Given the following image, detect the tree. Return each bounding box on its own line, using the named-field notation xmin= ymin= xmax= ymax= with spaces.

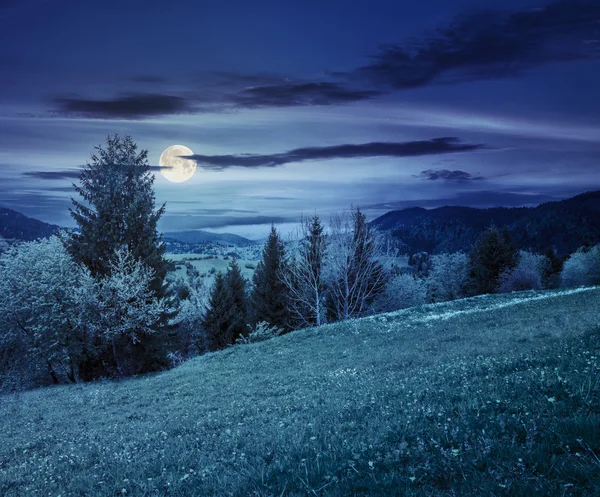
xmin=202 ymin=259 xmax=249 ymax=351
xmin=0 ymin=235 xmax=94 ymax=389
xmin=560 ymin=244 xmax=600 ymax=288
xmin=66 ymin=135 xmax=177 ymax=376
xmin=224 ymin=258 xmax=249 ymax=342
xmin=372 ymin=273 xmax=427 ymax=313
xmin=249 ymin=226 xmax=291 ymax=330
xmin=280 ymin=215 xmax=328 ymax=328
xmin=67 ymin=134 xmax=169 ymax=295
xmin=326 ymin=208 xmax=389 ymax=321
xmin=426 ymin=252 xmax=469 ymax=302
xmin=466 ymin=226 xmax=518 ymax=295
xmin=497 ymin=251 xmax=550 ymax=293
xmin=83 ymin=248 xmax=172 ymax=376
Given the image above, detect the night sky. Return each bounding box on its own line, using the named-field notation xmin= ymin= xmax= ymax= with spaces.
xmin=1 ymin=0 xmax=599 ymax=239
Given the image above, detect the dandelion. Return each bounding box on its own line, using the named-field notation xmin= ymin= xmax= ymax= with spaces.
xmin=547 ymin=397 xmax=556 ymax=403
xmin=409 ymin=476 xmax=416 ymax=482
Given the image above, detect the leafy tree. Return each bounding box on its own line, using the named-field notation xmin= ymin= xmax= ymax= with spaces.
xmin=466 ymin=226 xmax=518 ymax=295
xmin=249 ymin=226 xmax=291 ymax=330
xmin=0 ymin=235 xmax=94 ymax=389
xmin=372 ymin=273 xmax=427 ymax=312
xmin=202 ymin=260 xmax=248 ymax=350
xmin=83 ymin=248 xmax=172 ymax=376
xmin=326 ymin=208 xmax=389 ymax=321
xmin=541 ymin=247 xmax=563 ymax=289
xmin=280 ymin=215 xmax=328 ymax=328
xmin=426 ymin=252 xmax=469 ymax=302
xmin=67 ymin=134 xmax=170 ymax=295
xmin=497 ymin=251 xmax=550 ymax=293
xmin=560 ymin=244 xmax=600 ymax=288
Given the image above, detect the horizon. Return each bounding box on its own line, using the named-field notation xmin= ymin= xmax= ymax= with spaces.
xmin=1 ymin=0 xmax=599 ymax=240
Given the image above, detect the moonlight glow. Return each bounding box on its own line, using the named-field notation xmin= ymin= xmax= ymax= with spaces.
xmin=159 ymin=145 xmax=196 ymax=183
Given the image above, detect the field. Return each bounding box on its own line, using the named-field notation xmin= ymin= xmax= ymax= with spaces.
xmin=166 ymin=254 xmax=259 ymax=284
xmin=1 ymin=287 xmax=599 ymax=496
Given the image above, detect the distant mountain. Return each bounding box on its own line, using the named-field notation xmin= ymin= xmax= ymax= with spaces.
xmin=163 ymin=230 xmax=257 ymax=247
xmin=0 ymin=207 xmax=61 ymax=242
xmin=371 ymin=190 xmax=600 ymax=257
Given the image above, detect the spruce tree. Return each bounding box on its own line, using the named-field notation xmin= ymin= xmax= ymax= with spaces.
xmin=202 ymin=259 xmax=248 ymax=351
xmin=67 ymin=135 xmax=176 ymax=376
xmin=202 ymin=273 xmax=231 ymax=351
xmin=68 ymin=134 xmax=169 ymax=294
xmin=224 ymin=258 xmax=249 ymax=342
xmin=467 ymin=225 xmax=519 ymax=295
xmin=249 ymin=226 xmax=290 ymax=330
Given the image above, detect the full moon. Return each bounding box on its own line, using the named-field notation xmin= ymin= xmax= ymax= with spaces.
xmin=159 ymin=145 xmax=197 ymax=183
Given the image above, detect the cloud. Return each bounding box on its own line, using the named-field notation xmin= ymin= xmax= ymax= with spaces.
xmin=232 ymin=81 xmax=382 ymax=108
xmin=415 ymin=169 xmax=485 ymax=181
xmin=53 ymin=93 xmax=191 ymax=118
xmin=22 ymin=169 xmax=82 ymax=180
xmin=159 ymin=214 xmax=291 ymax=230
xmin=350 ymin=0 xmax=600 ymax=89
xmin=186 ymin=137 xmax=484 ymax=170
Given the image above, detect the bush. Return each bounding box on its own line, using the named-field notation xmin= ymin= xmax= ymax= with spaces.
xmin=497 ymin=251 xmax=550 ymax=293
xmin=371 ymin=273 xmax=427 ymax=313
xmin=235 ymin=321 xmax=284 ymax=345
xmin=426 ymin=252 xmax=469 ymax=302
xmin=560 ymin=244 xmax=600 ymax=288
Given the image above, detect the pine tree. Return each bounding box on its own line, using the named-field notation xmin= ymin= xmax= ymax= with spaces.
xmin=202 ymin=259 xmax=248 ymax=351
xmin=202 ymin=273 xmax=231 ymax=351
xmin=467 ymin=225 xmax=519 ymax=295
xmin=249 ymin=226 xmax=290 ymax=330
xmin=224 ymin=258 xmax=249 ymax=342
xmin=67 ymin=134 xmax=169 ymax=295
xmin=67 ymin=135 xmax=176 ymax=376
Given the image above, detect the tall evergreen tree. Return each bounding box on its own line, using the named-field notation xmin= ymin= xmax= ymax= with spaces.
xmin=67 ymin=135 xmax=176 ymax=377
xmin=202 ymin=273 xmax=231 ymax=351
xmin=467 ymin=225 xmax=519 ymax=295
xmin=67 ymin=134 xmax=169 ymax=294
xmin=202 ymin=259 xmax=248 ymax=351
xmin=249 ymin=226 xmax=291 ymax=330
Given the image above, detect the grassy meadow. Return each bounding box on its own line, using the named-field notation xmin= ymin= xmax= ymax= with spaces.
xmin=1 ymin=287 xmax=599 ymax=496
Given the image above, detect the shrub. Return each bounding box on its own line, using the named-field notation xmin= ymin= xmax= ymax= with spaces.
xmin=235 ymin=321 xmax=284 ymax=345
xmin=371 ymin=273 xmax=427 ymax=313
xmin=560 ymin=244 xmax=600 ymax=288
xmin=497 ymin=251 xmax=550 ymax=293
xmin=426 ymin=252 xmax=469 ymax=302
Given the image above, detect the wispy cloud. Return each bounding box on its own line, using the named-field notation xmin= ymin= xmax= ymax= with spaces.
xmin=186 ymin=137 xmax=484 ymax=170
xmin=53 ymin=93 xmax=191 ymax=119
xmin=415 ymin=169 xmax=485 ymax=182
xmin=348 ymin=0 xmax=600 ymax=89
xmin=23 ymin=169 xmax=81 ymax=180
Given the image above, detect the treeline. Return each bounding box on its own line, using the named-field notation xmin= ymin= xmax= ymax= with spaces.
xmin=371 ymin=191 xmax=600 ymax=257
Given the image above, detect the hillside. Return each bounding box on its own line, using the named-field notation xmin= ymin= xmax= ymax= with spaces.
xmin=371 ymin=190 xmax=600 ymax=256
xmin=0 ymin=207 xmax=60 ymax=242
xmin=1 ymin=287 xmax=599 ymax=496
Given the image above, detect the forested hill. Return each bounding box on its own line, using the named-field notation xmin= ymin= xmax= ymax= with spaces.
xmin=371 ymin=190 xmax=600 ymax=257
xmin=0 ymin=207 xmax=60 ymax=242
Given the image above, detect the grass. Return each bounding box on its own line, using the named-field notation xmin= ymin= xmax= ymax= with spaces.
xmin=1 ymin=287 xmax=599 ymax=496
xmin=166 ymin=253 xmax=258 ymax=283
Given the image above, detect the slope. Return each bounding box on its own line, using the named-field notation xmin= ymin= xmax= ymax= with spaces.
xmin=1 ymin=288 xmax=599 ymax=496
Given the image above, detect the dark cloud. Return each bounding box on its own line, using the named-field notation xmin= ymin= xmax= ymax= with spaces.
xmin=159 ymin=214 xmax=291 ymax=230
xmin=186 ymin=137 xmax=484 ymax=170
xmin=53 ymin=93 xmax=191 ymax=119
xmin=351 ymin=0 xmax=600 ymax=89
xmin=232 ymin=81 xmax=382 ymax=108
xmin=23 ymin=169 xmax=81 ymax=180
xmin=415 ymin=169 xmax=485 ymax=182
